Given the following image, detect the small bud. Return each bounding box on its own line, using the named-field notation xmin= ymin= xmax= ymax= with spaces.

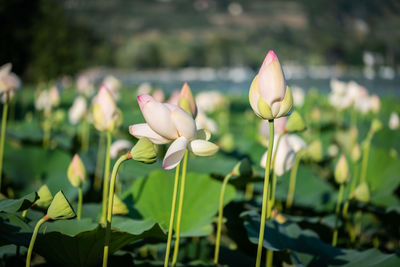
xmin=310 ymin=107 xmax=321 ymax=122
xmin=130 ymin=138 xmax=157 ymax=164
xmin=232 ymin=158 xmax=253 ymax=177
xmin=112 ymin=195 xmax=129 ymax=215
xmin=335 ymin=155 xmax=349 ymax=184
xmin=370 ymin=118 xmax=383 ymax=134
xmin=286 ymin=110 xmax=306 ymax=132
xmin=351 ymin=144 xmax=362 ymax=163
xmin=179 ymin=82 xmax=197 ymax=118
xmin=67 ymin=154 xmax=86 ymax=188
xmin=47 ymin=191 xmax=76 ymax=220
xmin=305 ymin=140 xmax=323 ymax=162
xmin=354 ymin=182 xmax=370 ymax=203
xmin=36 ymin=185 xmax=53 ymax=209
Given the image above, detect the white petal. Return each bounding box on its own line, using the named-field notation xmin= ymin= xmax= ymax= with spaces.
xmin=137 ymin=94 xmax=178 ymax=140
xmin=274 ymin=135 xmax=296 ymax=176
xmin=110 ymin=140 xmax=132 ymax=159
xmin=260 ymin=151 xmax=268 ymax=168
xmin=129 ymin=123 xmax=171 ymax=144
xmin=170 ymin=105 xmax=197 ymax=140
xmin=188 ymin=139 xmax=218 ymax=156
xmin=249 ymin=76 xmax=262 ymax=117
xmin=163 ymin=136 xmax=188 ymax=170
xmin=287 ymin=134 xmax=307 ymax=153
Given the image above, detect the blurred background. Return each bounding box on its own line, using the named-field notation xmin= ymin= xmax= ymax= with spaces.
xmin=1 ymin=0 xmax=399 ymax=94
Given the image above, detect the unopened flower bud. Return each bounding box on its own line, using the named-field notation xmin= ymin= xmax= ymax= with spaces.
xmin=130 ymin=138 xmax=157 ymax=164
xmin=370 ymin=118 xmax=383 ymax=134
xmin=179 ymin=82 xmax=197 ymax=118
xmin=353 ymin=182 xmax=370 ymax=203
xmin=67 ymin=154 xmax=86 ymax=188
xmin=305 ymin=140 xmax=323 ymax=162
xmin=351 ymin=144 xmax=362 ymax=163
xmin=335 ymin=155 xmax=349 ymax=184
xmin=36 ymin=185 xmax=53 ymax=209
xmin=286 ymin=110 xmax=306 ymax=132
xmin=47 ymin=191 xmax=76 ymax=220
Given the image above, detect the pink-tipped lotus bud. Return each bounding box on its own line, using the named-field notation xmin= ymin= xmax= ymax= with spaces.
xmin=67 ymin=154 xmax=86 ymax=188
xmin=179 ymin=82 xmax=197 ymax=118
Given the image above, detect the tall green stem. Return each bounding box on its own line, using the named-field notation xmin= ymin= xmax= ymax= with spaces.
xmin=256 ymin=120 xmax=274 ymax=267
xmin=80 ymin=120 xmax=90 ymax=152
xmin=171 ymin=150 xmax=189 ymax=267
xmin=214 ymin=172 xmax=234 ymax=265
xmin=342 ymin=162 xmax=359 ymax=218
xmin=26 ymin=216 xmax=48 ymax=267
xmin=94 ymin=133 xmax=106 ymax=191
xmin=332 ymin=183 xmax=344 ymax=246
xmin=0 ymin=103 xmax=8 ymax=191
xmin=164 ymin=162 xmax=181 ymax=267
xmin=77 ymin=187 xmax=83 ymax=220
xmin=101 ymin=131 xmax=112 ymax=224
xmin=360 ymin=138 xmax=371 ymax=184
xmin=103 ymin=153 xmax=131 ymax=267
xmin=266 ymin=171 xmax=277 ymax=219
xmin=286 ymin=152 xmax=302 ymax=209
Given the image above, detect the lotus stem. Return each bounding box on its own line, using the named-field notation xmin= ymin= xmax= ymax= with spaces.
xmin=94 ymin=133 xmax=106 ymax=191
xmin=266 ymin=171 xmax=277 ymax=219
xmin=342 ymin=162 xmax=359 ymax=218
xmin=360 ymin=138 xmax=371 ymax=184
xmin=256 ymin=120 xmax=274 ymax=267
xmin=266 ymin=250 xmax=273 ymax=267
xmin=101 ymin=131 xmax=112 ymax=224
xmin=26 ymin=215 xmax=49 ymax=267
xmin=332 ymin=183 xmax=344 ymax=246
xmin=80 ymin=120 xmax=90 ymax=152
xmin=245 ymin=182 xmax=254 ymax=200
xmin=171 ymin=150 xmax=189 ymax=267
xmin=164 ymin=162 xmax=181 ymax=267
xmin=103 ymin=153 xmax=132 ymax=267
xmin=77 ymin=186 xmax=83 ymax=220
xmin=0 ymin=102 xmax=8 ymax=190
xmin=286 ymin=152 xmax=302 ymax=209
xmin=214 ymin=172 xmax=234 ymax=265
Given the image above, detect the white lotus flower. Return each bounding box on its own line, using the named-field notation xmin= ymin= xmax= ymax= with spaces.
xmin=259 ymin=116 xmax=288 ymax=143
xmin=77 ymin=74 xmax=95 ymax=97
xmin=167 ymin=90 xmax=180 ymax=105
xmin=389 ymin=112 xmax=400 ymax=130
xmin=195 ymin=111 xmax=218 ymax=134
xmin=129 ymin=94 xmax=218 ymax=170
xmin=260 ymin=134 xmax=306 ymax=176
xmin=68 ymin=96 xmax=87 ymax=125
xmin=103 ymin=75 xmax=121 ymax=101
xmin=152 ymin=88 xmax=165 ymax=102
xmin=110 ymin=139 xmax=133 ymax=159
xmin=92 ymin=85 xmax=121 ymax=132
xmin=195 ymin=91 xmax=226 ymax=113
xmin=0 ymin=63 xmax=21 ymax=103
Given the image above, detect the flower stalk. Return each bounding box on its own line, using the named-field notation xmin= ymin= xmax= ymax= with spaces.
xmin=332 ymin=183 xmax=344 ymax=246
xmin=214 ymin=172 xmax=234 ymax=265
xmin=0 ymin=102 xmax=8 ymax=191
xmin=256 ymin=120 xmax=274 ymax=267
xmin=94 ymin=133 xmax=106 ymax=191
xmin=77 ymin=186 xmax=83 ymax=220
xmin=286 ymin=152 xmax=303 ymax=209
xmin=171 ymin=150 xmax=189 ymax=267
xmin=103 ymin=152 xmax=132 ymax=267
xmin=101 ymin=131 xmax=112 ymax=224
xmin=26 ymin=215 xmax=49 ymax=267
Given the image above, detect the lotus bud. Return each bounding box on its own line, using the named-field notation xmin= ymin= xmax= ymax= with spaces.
xmin=93 ymin=85 xmax=121 ymax=132
xmin=334 ymin=155 xmax=349 ymax=184
xmin=370 ymin=94 xmax=380 ymax=114
xmin=351 ymin=144 xmax=362 ymax=163
xmin=47 ymin=191 xmax=76 ymax=220
xmin=389 ymin=112 xmax=399 ymax=130
xmin=370 ymin=118 xmax=383 ymax=134
xmin=112 ymin=195 xmax=129 ymax=215
xmin=310 ymin=107 xmax=321 ymax=122
xmin=219 ymin=133 xmax=235 ymax=152
xmin=179 ymin=82 xmax=197 ymax=118
xmin=49 ymin=86 xmax=60 ymax=107
xmin=67 ymin=154 xmax=86 ymax=188
xmin=232 ymin=158 xmax=253 ymax=177
xmin=130 ymin=138 xmax=157 ymax=164
xmin=249 ymin=50 xmax=293 ymax=120
xmin=286 ymin=111 xmax=306 ymax=133
xmin=353 ymin=182 xmax=370 ymax=203
xmin=36 ymin=185 xmax=53 ymax=209
xmin=305 ymin=140 xmax=323 ymax=162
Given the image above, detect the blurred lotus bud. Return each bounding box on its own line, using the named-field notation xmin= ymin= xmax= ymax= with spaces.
xmin=110 ymin=139 xmax=133 ymax=159
xmin=328 ymin=144 xmax=339 ymax=157
xmin=259 ymin=117 xmax=287 ymax=146
xmin=351 ymin=144 xmax=362 ymax=163
xmin=353 ymin=182 xmax=370 ymax=203
xmin=232 ymin=158 xmax=253 ymax=177
xmin=103 ymin=75 xmax=121 ymax=100
xmin=389 ymin=112 xmax=399 ymax=130
xmin=179 ymin=82 xmax=197 ymax=118
xmin=370 ymin=118 xmax=383 ymax=134
xmin=310 ymin=107 xmax=321 ymax=122
xmin=219 ymin=133 xmax=235 ymax=153
xmin=195 ymin=111 xmax=218 ymax=134
xmin=0 ymin=63 xmax=21 ymax=103
xmin=93 ymin=85 xmax=121 ymax=132
xmin=130 ymin=138 xmax=157 ymax=164
xmin=68 ymin=96 xmax=87 ymax=125
xmin=112 ymin=195 xmax=129 ymax=215
xmin=292 ymin=86 xmax=305 ymax=107
xmin=49 ymin=86 xmax=60 ymax=107
xmin=370 ymin=94 xmax=380 ymax=114
xmin=67 ymin=154 xmax=86 ymax=188
xmin=77 ymin=74 xmax=95 ymax=97
xmin=286 ymin=111 xmax=306 ymax=132
xmin=36 ymin=185 xmax=53 ymax=209
xmin=249 ymin=50 xmax=293 ymax=120
xmin=47 ymin=191 xmax=76 ymax=220
xmin=137 ymin=82 xmax=152 ymax=96
xmin=167 ymin=90 xmax=180 ymax=105
xmin=195 ymin=90 xmax=226 ymax=113
xmin=152 ymin=88 xmax=165 ymax=102
xmin=305 ymin=140 xmax=323 ymax=162
xmin=335 ymin=155 xmax=349 ymax=184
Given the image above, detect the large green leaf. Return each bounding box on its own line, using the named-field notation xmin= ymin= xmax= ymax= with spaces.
xmin=124 ymin=170 xmax=236 ymax=236
xmin=243 ymin=211 xmax=400 ymax=266
xmin=0 ymin=213 xmax=165 ymax=267
xmin=0 ymin=192 xmax=38 ymax=213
